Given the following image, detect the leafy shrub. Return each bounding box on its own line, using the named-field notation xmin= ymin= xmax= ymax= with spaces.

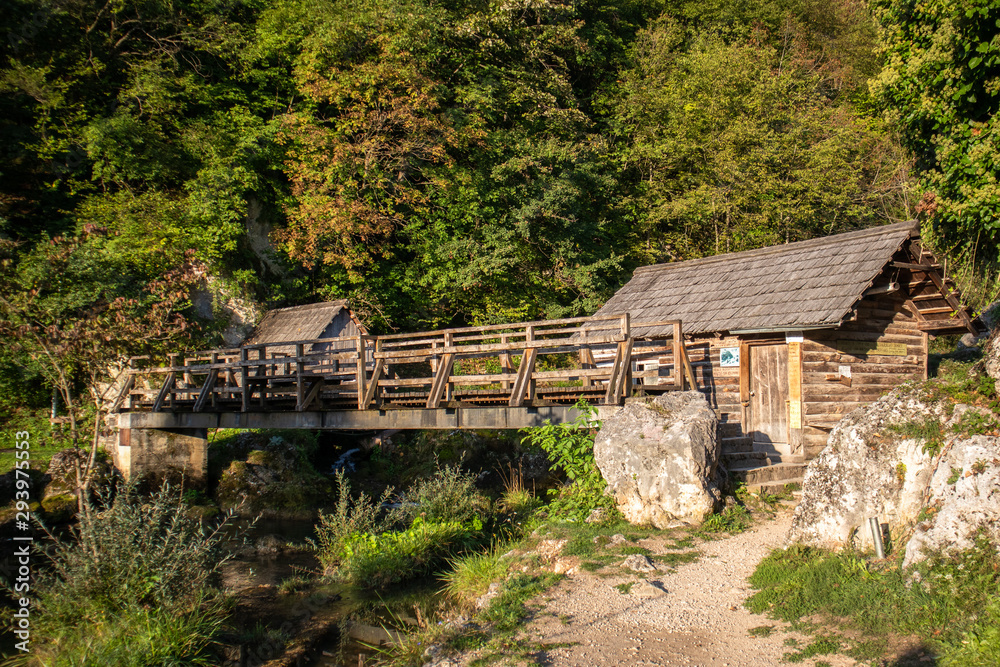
xmin=400 ymin=464 xmax=490 ymax=525
xmin=520 ymin=401 xmax=615 ymax=520
xmin=314 ymin=470 xmax=400 ymax=573
xmin=333 ymin=518 xmax=480 ymax=589
xmin=17 ymin=482 xmax=232 ymax=666
xmin=699 ymin=504 xmax=753 ymax=534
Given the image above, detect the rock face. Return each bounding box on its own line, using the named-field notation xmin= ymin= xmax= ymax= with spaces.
xmin=594 ymin=392 xmax=720 ymax=527
xmin=984 ymin=333 xmax=1000 ymax=394
xmin=903 ymin=435 xmax=1000 ymax=567
xmin=789 ymin=384 xmax=1000 ymax=565
xmin=788 ymin=386 xmax=944 ymax=549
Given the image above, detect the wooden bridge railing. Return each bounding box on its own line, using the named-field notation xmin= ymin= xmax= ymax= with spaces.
xmin=113 ymin=314 xmax=695 ymax=415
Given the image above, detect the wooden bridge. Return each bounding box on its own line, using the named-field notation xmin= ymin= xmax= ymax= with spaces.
xmin=114 ymin=314 xmax=694 ymax=432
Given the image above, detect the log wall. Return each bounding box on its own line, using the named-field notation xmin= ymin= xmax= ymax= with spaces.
xmin=801 ymin=291 xmax=927 ymax=459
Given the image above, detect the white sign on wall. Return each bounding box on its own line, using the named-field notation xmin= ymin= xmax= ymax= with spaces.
xmin=719 ymin=347 xmax=740 ymax=367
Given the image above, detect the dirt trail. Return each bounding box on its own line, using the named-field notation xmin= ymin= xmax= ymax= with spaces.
xmin=515 ymin=509 xmax=857 ymax=667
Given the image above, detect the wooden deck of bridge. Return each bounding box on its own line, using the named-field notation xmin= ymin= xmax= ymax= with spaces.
xmin=113 ymin=314 xmax=695 ymax=431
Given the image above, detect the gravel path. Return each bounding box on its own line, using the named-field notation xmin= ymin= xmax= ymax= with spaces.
xmin=516 ymin=509 xmax=858 ymax=667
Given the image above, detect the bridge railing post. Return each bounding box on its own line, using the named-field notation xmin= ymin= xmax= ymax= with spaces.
xmin=672 ymin=321 xmax=683 ymax=390
xmin=356 ymin=336 xmax=367 ymax=410
xmin=240 ymin=348 xmax=249 ymax=412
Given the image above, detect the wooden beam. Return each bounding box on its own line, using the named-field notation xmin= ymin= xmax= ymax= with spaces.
xmin=356 ymin=337 xmax=368 ymax=410
xmin=298 ymin=379 xmax=325 ymax=412
xmin=240 ymin=348 xmax=250 ymax=412
xmin=672 ymin=322 xmax=683 ymax=390
xmin=680 ymin=344 xmax=696 ymax=389
xmin=508 ymin=349 xmax=538 ymax=407
xmin=295 ymin=343 xmax=305 ymax=411
xmin=109 ymin=375 xmax=135 ymax=413
xmin=364 ymin=358 xmax=386 ymax=409
xmin=925 ymin=271 xmax=978 ymax=334
xmin=192 ymin=369 xmax=218 ymax=412
xmin=426 ymin=354 xmax=454 ymax=409
xmin=152 ymin=373 xmax=176 ymax=413
xmin=892 ymin=261 xmax=941 ymax=271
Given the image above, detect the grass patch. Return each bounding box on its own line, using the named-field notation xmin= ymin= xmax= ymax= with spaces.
xmin=697 ymin=504 xmax=753 ymax=535
xmin=748 ymin=625 xmax=774 ymax=637
xmin=440 ymin=545 xmax=511 ymax=608
xmin=783 ymin=635 xmax=841 ymax=663
xmin=614 ymin=582 xmax=635 ymax=594
xmin=747 ymin=535 xmax=1000 ymax=664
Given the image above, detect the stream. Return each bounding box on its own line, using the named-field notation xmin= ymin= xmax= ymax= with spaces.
xmin=221 ymin=515 xmax=440 ymax=667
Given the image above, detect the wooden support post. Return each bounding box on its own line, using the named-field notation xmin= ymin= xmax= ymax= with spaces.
xmin=167 ymin=353 xmax=179 ymax=406
xmin=443 ymin=333 xmax=454 ymax=401
xmin=579 ymin=347 xmax=594 ymax=388
xmin=524 ymin=327 xmax=536 ymax=402
xmin=299 ymin=380 xmax=324 ymax=411
xmin=356 ymin=337 xmax=367 ymax=410
xmin=604 ymin=339 xmax=633 ymax=404
xmin=193 ymin=368 xmax=218 ymax=412
xmin=241 ymin=348 xmax=250 ymax=412
xmin=426 ymin=353 xmax=454 ymax=409
xmin=500 ymin=334 xmax=513 ymax=389
xmin=153 ymin=373 xmax=176 ymax=412
xmin=672 ymin=321 xmax=683 ymax=390
xmin=295 ymin=344 xmax=305 ymax=410
xmin=508 ymin=349 xmax=538 ymax=407
xmin=258 ymin=347 xmax=267 ymax=408
xmin=681 ymin=344 xmax=696 ymax=389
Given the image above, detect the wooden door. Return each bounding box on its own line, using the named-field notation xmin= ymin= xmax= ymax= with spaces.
xmin=749 ymin=344 xmax=789 ymax=446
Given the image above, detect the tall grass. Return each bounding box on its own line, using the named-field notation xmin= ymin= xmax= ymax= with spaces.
xmin=14 ymin=481 xmax=233 ymax=666
xmin=440 ymin=545 xmax=511 ymax=608
xmin=314 ymin=470 xmax=400 ymax=573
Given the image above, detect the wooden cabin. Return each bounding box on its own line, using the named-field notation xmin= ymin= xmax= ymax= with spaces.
xmin=243 ymin=300 xmax=367 ymax=354
xmin=593 ymin=221 xmax=980 ymax=477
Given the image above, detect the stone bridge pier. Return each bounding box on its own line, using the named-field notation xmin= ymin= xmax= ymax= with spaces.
xmin=113 ymin=425 xmax=209 ymax=489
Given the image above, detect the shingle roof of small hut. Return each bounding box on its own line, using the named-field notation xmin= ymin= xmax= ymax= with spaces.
xmin=243 ymin=300 xmax=355 ymax=346
xmin=594 ymin=221 xmax=919 ymax=336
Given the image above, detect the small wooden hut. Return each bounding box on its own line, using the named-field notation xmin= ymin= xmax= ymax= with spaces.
xmin=593 ymin=221 xmax=980 ymax=470
xmin=243 ymin=300 xmax=367 ymax=354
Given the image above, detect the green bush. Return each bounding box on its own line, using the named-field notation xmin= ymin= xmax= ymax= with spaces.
xmin=520 ymin=401 xmax=615 ymax=521
xmin=334 ymin=518 xmax=480 ymax=589
xmin=314 ymin=470 xmax=400 ymax=573
xmin=440 ymin=545 xmax=511 ymax=607
xmin=15 ymin=482 xmax=232 ymax=666
xmin=400 ymin=464 xmax=490 ymax=525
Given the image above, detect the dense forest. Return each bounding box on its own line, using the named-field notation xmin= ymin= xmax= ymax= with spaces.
xmin=1 ymin=0 xmax=998 ymax=425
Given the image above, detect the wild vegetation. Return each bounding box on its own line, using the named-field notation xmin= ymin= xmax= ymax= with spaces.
xmin=3 ymin=0 xmax=999 ymax=448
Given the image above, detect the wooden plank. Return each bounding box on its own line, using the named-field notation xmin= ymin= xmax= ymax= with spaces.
xmin=374 ymin=335 xmax=622 ymax=360
xmin=426 ymin=354 xmax=454 ymax=409
xmin=613 ymin=338 xmax=634 ymax=401
xmin=110 ymin=375 xmax=136 ymax=413
xmin=152 ymin=373 xmax=176 ymax=413
xmin=892 ymin=261 xmax=940 ymax=270
xmin=192 ymin=370 xmax=218 ymax=412
xmin=356 ymin=337 xmax=368 ymax=410
xmin=295 ymin=344 xmax=305 ymax=411
xmin=363 ymin=358 xmax=386 ymax=409
xmin=508 ymin=349 xmax=538 ymax=407
xmin=672 ymin=322 xmax=683 ymax=390
xmin=681 ymin=343 xmax=696 ymax=390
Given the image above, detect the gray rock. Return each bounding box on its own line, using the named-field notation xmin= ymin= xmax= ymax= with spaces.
xmin=631 ymin=580 xmax=667 ymax=598
xmin=984 ymin=334 xmax=1000 ymax=394
xmin=788 ymin=385 xmax=946 ymax=549
xmin=621 ymin=554 xmax=658 ymax=573
xmin=904 ymin=436 xmax=1000 ymax=567
xmin=594 ymin=392 xmax=720 ymax=527
xmin=585 ymin=508 xmax=607 ymax=523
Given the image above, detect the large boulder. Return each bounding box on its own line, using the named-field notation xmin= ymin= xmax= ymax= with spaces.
xmin=789 ymin=383 xmax=1000 ymax=563
xmin=593 ymin=392 xmax=720 ymax=527
xmin=787 ymin=385 xmax=944 ymax=548
xmin=903 ymin=435 xmax=1000 ymax=567
xmin=984 ymin=333 xmax=1000 ymax=394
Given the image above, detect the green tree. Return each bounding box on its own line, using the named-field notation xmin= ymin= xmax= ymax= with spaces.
xmin=615 ymin=21 xmax=910 ymax=262
xmin=869 ymin=0 xmax=1000 ymax=261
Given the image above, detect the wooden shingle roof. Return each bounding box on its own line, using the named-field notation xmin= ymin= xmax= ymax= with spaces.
xmin=244 ymin=300 xmax=353 ymax=346
xmin=595 ymin=222 xmax=920 ymax=336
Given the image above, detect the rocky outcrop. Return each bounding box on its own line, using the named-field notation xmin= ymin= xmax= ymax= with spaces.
xmin=788 ymin=386 xmax=944 ymax=548
xmin=594 ymin=392 xmax=721 ymax=527
xmin=789 ymin=384 xmax=1000 ymax=564
xmin=984 ymin=333 xmax=1000 ymax=394
xmin=903 ymin=435 xmax=1000 ymax=567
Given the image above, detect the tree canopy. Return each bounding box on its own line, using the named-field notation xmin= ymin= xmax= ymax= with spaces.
xmin=1 ymin=0 xmax=991 ymax=421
